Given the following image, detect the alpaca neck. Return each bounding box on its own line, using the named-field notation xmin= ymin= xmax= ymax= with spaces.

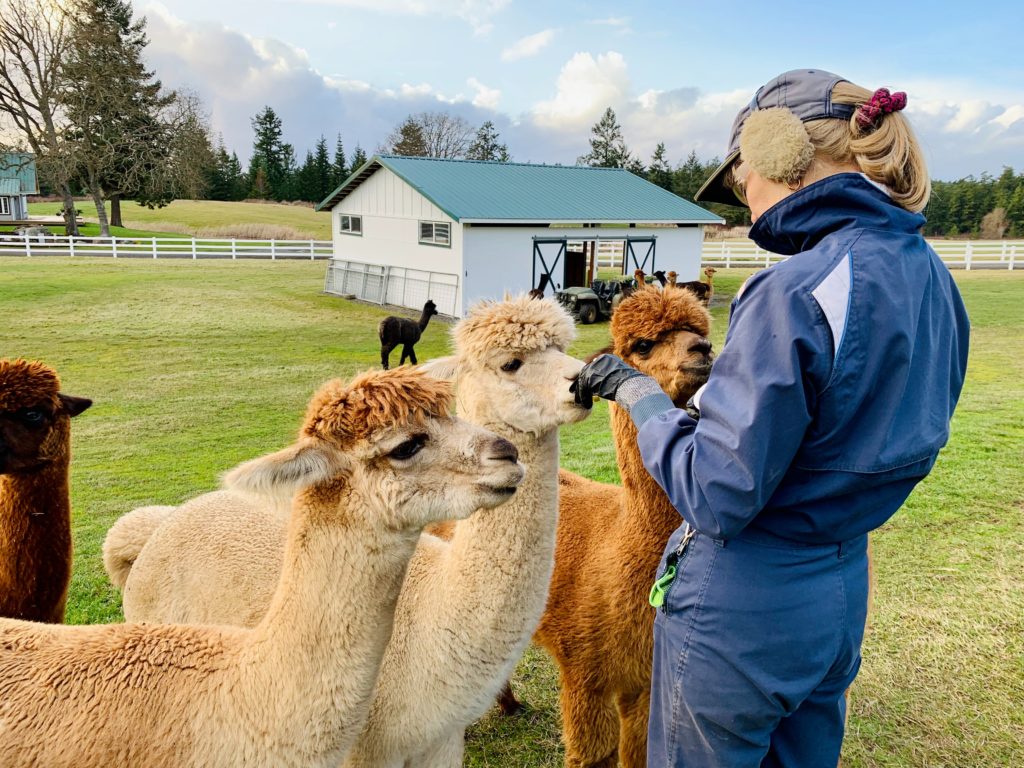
xmin=610 ymin=403 xmax=679 ymax=541
xmin=440 ymin=419 xmax=560 ymax=662
xmin=0 ymin=458 xmax=72 ymax=621
xmin=417 ymin=311 xmax=432 ymax=331
xmin=236 ymin=480 xmax=420 ymax=756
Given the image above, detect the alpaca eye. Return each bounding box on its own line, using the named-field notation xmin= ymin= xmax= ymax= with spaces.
xmin=389 ymin=435 xmax=427 ymax=460
xmin=501 ymin=359 xmax=523 ymax=373
xmin=633 ymin=340 xmax=655 ymax=356
xmin=19 ymin=410 xmax=45 ymax=425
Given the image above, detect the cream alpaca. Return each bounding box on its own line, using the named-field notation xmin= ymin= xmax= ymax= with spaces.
xmin=3 ymin=368 xmax=523 ymax=768
xmin=104 ymin=296 xmax=587 ymax=768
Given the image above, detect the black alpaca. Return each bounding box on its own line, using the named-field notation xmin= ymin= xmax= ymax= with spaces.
xmin=378 ymin=299 xmax=438 ymax=370
xmin=528 ymin=272 xmax=552 ymax=300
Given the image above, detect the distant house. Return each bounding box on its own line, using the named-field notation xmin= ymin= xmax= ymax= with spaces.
xmin=0 ymin=153 xmax=39 ymax=222
xmin=316 ymin=155 xmax=723 ymax=318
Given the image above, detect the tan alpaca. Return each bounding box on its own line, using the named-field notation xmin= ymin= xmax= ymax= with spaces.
xmin=2 ymin=368 xmax=524 ymax=768
xmin=0 ymin=359 xmax=91 ymax=623
xmin=534 ymin=285 xmax=714 ymax=768
xmin=104 ymin=296 xmax=589 ymax=767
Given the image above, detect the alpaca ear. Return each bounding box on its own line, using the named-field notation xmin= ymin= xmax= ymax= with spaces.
xmin=59 ymin=394 xmax=92 ymax=417
xmin=223 ymin=439 xmax=345 ymax=498
xmin=584 ymin=346 xmax=613 ymax=364
xmin=420 ymin=356 xmax=461 ymax=382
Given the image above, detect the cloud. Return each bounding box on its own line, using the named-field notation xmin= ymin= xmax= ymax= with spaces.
xmin=138 ymin=6 xmax=1023 ymax=179
xmin=587 ymin=16 xmax=630 ymax=26
xmin=531 ymin=52 xmax=630 ymax=130
xmin=501 ymin=29 xmax=556 ymax=61
xmin=295 ymin=0 xmax=509 ymax=35
xmin=468 ymin=77 xmax=501 ymax=110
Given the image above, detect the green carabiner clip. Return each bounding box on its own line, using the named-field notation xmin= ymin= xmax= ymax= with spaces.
xmin=648 ymin=563 xmax=677 ymax=608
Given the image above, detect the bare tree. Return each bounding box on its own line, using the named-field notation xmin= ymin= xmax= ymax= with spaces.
xmin=383 ymin=111 xmax=474 ymax=159
xmin=417 ymin=111 xmax=473 ymax=159
xmin=0 ymin=0 xmax=80 ymax=234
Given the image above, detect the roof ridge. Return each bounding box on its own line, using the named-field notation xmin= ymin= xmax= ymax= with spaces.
xmin=377 ymin=154 xmax=628 ymax=172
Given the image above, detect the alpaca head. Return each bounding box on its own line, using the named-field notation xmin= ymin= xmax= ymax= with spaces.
xmin=223 ymin=367 xmax=524 ymax=533
xmin=423 ymin=295 xmax=590 ymax=437
xmin=666 ymin=271 xmax=678 ymax=286
xmin=704 ymin=267 xmax=718 ymax=281
xmin=423 ymin=300 xmax=439 ymax=318
xmin=608 ymin=286 xmax=713 ymax=404
xmin=0 ymin=359 xmax=92 ymax=474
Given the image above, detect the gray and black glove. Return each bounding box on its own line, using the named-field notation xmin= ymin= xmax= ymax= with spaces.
xmin=571 ymin=354 xmax=674 ymax=427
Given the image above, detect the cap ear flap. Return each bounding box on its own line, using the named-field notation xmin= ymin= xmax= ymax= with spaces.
xmin=739 ymin=108 xmax=815 ymax=186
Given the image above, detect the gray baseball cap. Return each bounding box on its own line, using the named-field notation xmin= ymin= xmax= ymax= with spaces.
xmin=694 ymin=69 xmax=857 ymax=207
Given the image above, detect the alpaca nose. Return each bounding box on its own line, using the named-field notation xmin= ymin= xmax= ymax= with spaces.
xmin=690 ymin=338 xmax=712 ymax=358
xmin=487 ymin=437 xmax=519 ymax=463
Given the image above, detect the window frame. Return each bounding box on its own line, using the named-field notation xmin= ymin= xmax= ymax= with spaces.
xmin=0 ymin=197 xmax=9 ymax=216
xmin=418 ymin=220 xmax=451 ymax=248
xmin=339 ymin=213 xmax=362 ymax=236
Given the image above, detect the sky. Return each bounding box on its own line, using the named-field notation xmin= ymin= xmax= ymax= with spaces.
xmin=140 ymin=0 xmax=1024 ymax=180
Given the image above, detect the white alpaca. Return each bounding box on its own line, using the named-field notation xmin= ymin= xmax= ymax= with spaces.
xmin=2 ymin=369 xmax=523 ymax=768
xmin=104 ymin=296 xmax=587 ymax=767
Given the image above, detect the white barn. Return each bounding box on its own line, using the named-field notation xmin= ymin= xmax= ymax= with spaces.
xmin=317 ymin=155 xmax=723 ymax=318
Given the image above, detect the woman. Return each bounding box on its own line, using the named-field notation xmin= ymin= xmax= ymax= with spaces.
xmin=572 ymin=69 xmax=970 ymax=767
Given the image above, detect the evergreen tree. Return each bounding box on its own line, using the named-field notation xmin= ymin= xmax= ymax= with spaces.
xmin=388 ymin=116 xmax=428 ymax=156
xmin=350 ymin=144 xmax=368 ymax=171
xmin=279 ymin=141 xmax=297 ymax=200
xmin=466 ymin=121 xmax=510 ymax=161
xmin=312 ymin=135 xmax=332 ymax=201
xmin=61 ymin=0 xmax=176 ymax=233
xmin=577 ymin=107 xmax=631 ymax=168
xmin=330 ymin=134 xmax=347 ymax=188
xmin=295 ymin=149 xmax=317 ymax=202
xmin=249 ymin=106 xmax=285 ymax=199
xmin=647 ymin=142 xmax=672 ymax=190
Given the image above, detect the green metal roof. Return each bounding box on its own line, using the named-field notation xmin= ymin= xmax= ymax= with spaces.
xmin=0 ymin=153 xmax=38 ymax=194
xmin=0 ymin=178 xmax=19 ymax=195
xmin=317 ymin=155 xmax=723 ymax=224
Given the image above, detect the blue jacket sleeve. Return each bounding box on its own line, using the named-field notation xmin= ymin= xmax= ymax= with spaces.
xmin=636 ymin=270 xmax=833 ymax=540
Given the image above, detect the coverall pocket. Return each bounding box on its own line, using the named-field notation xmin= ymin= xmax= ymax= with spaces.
xmin=661 ymin=533 xmax=712 ymax=618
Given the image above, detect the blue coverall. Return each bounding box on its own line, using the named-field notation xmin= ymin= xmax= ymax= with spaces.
xmin=629 ymin=174 xmax=971 ymax=767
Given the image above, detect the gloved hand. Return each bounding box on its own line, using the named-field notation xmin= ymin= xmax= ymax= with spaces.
xmin=571 ymin=354 xmax=650 ymax=409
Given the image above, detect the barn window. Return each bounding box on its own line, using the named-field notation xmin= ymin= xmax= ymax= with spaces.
xmin=0 ymin=197 xmax=9 ymax=216
xmin=419 ymin=220 xmax=451 ymax=247
xmin=339 ymin=214 xmax=362 ymax=235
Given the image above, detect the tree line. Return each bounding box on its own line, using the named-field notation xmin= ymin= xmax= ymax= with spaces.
xmin=1 ymin=0 xmax=1017 ymax=238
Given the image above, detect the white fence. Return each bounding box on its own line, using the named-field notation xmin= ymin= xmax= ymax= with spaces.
xmin=0 ymin=234 xmax=333 ymax=260
xmin=324 ymin=259 xmax=460 ymax=317
xmin=700 ymin=239 xmax=1022 ymax=270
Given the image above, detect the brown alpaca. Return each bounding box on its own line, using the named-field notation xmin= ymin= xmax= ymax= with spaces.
xmin=703 ymin=265 xmax=718 ymax=304
xmin=665 ymin=270 xmax=678 ymax=288
xmin=534 ymin=285 xmax=714 ymax=768
xmin=0 ymin=359 xmax=91 ymax=623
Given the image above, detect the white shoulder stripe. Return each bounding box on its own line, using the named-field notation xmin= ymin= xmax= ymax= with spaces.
xmin=812 ymin=254 xmax=852 ymax=360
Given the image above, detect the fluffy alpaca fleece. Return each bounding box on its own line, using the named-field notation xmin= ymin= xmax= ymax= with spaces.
xmin=533 ymin=285 xmax=714 ymax=768
xmin=103 ymin=296 xmax=588 ymax=767
xmin=4 ymin=368 xmax=525 ymax=768
xmin=0 ymin=359 xmax=91 ymax=623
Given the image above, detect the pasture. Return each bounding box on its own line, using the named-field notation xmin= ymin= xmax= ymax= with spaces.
xmin=1 ymin=258 xmax=1021 ymax=767
xmin=28 ymin=199 xmax=332 ymax=240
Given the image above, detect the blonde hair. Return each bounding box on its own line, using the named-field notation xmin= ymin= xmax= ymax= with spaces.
xmin=804 ymin=81 xmax=930 ymax=212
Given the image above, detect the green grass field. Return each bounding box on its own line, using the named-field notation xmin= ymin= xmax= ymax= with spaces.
xmin=1 ymin=259 xmax=1021 ymax=766
xmin=29 ymin=199 xmax=333 ymax=239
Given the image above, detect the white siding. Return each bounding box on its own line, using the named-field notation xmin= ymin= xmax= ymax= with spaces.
xmin=461 ymin=225 xmax=704 ymax=313
xmin=328 ymin=168 xmax=464 ymax=311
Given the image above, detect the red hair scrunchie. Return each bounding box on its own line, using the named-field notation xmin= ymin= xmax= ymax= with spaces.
xmin=856 ymin=87 xmax=908 ymax=128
